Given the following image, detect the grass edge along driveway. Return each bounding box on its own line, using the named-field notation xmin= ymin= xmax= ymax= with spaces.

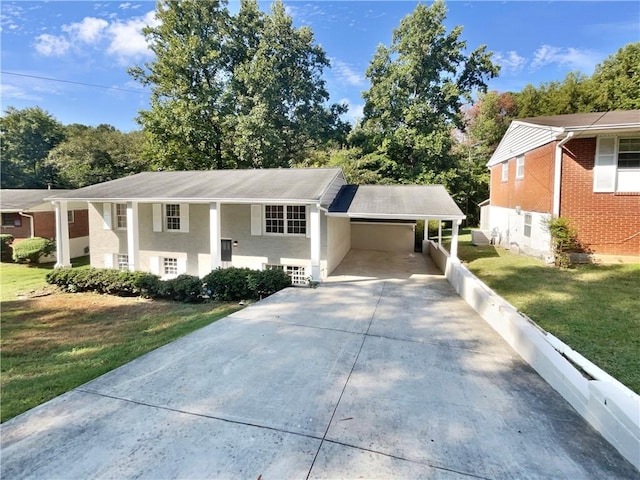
xmin=1 ymin=260 xmax=241 ymax=423
xmin=454 ymin=232 xmax=639 ymax=394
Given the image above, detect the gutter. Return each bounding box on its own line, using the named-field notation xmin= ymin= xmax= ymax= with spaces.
xmin=552 ymin=132 xmax=574 ymax=217
xmin=18 ymin=212 xmax=35 ymax=238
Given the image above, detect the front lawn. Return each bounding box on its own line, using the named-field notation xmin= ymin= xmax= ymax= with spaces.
xmin=0 ymin=261 xmax=241 ymax=422
xmin=453 ymin=232 xmax=640 ymax=394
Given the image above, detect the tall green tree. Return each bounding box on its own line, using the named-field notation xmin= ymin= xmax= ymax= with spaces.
xmin=131 ymin=0 xmax=346 ymax=170
xmin=588 ymin=42 xmax=640 ymax=111
xmin=357 ymin=0 xmax=499 ymax=182
xmin=46 ymin=125 xmax=147 ymax=188
xmin=0 ymin=106 xmax=65 ymax=188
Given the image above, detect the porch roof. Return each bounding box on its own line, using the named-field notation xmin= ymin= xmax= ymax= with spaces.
xmin=0 ymin=189 xmax=70 ymax=212
xmin=45 ymin=168 xmax=344 ymax=204
xmin=327 ymin=185 xmax=465 ymax=221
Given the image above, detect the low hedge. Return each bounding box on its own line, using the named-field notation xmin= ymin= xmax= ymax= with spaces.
xmin=46 ymin=266 xmax=292 ymax=302
xmin=12 ymin=237 xmax=55 ymax=264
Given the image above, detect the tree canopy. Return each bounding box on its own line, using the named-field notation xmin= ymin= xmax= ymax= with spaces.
xmin=131 ymin=0 xmax=348 ymax=171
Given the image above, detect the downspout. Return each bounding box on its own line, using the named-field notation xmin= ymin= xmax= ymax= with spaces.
xmin=552 ymin=132 xmax=574 ymax=217
xmin=19 ymin=212 xmax=35 ymax=238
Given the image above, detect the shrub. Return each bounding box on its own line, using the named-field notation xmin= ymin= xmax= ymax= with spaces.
xmin=248 ymin=269 xmax=291 ymax=299
xmin=543 ymin=216 xmax=579 ymax=268
xmin=47 ymin=268 xmax=162 ymax=297
xmin=0 ymin=234 xmax=14 ymax=262
xmin=12 ymin=237 xmax=55 ymax=264
xmin=202 ymin=267 xmax=253 ymax=301
xmin=160 ymin=274 xmax=204 ymax=302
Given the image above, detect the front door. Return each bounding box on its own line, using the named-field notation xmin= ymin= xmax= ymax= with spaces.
xmin=221 ymin=239 xmax=232 ymax=262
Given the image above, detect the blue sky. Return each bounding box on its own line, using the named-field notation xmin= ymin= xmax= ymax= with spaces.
xmin=1 ymin=1 xmax=639 ymax=132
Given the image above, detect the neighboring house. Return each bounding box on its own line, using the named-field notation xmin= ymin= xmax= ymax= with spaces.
xmin=482 ymin=110 xmax=640 ymax=262
xmin=47 ymin=168 xmax=465 ymax=283
xmin=0 ymin=189 xmax=90 ymax=260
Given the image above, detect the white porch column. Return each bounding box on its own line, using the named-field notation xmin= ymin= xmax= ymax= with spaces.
xmin=54 ymin=201 xmax=71 ymax=268
xmin=126 ymin=201 xmax=139 ymax=271
xmin=450 ymin=219 xmax=461 ymax=260
xmin=209 ymin=202 xmax=221 ymax=272
xmin=437 ymin=220 xmax=442 ymax=246
xmin=423 ymin=219 xmax=429 ymax=241
xmin=309 ymin=204 xmax=321 ymax=281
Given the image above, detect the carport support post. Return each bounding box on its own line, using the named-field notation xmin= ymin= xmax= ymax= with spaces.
xmin=451 ymin=219 xmax=461 ymax=260
xmin=126 ymin=201 xmax=139 ymax=271
xmin=310 ymin=204 xmax=321 ymax=281
xmin=209 ymin=202 xmax=221 ymax=271
xmin=438 ymin=221 xmax=442 ymax=246
xmin=54 ymin=201 xmax=71 ymax=268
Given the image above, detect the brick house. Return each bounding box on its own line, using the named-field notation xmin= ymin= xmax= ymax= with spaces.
xmin=0 ymin=189 xmax=90 ymax=260
xmin=481 ymin=110 xmax=640 ymax=262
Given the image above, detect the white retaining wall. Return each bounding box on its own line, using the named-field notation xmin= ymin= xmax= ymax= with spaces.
xmin=427 ymin=240 xmax=640 ymax=471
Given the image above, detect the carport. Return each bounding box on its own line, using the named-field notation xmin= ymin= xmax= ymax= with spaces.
xmin=326 ymin=184 xmax=466 ymax=260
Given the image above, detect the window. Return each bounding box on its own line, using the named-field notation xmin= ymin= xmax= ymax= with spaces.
xmin=516 ymin=155 xmax=525 ymax=179
xmin=286 ymin=206 xmax=307 ymax=235
xmin=524 ymin=213 xmax=532 ymax=238
xmin=117 ymin=254 xmax=129 ymax=271
xmin=115 ymin=203 xmax=127 ymax=229
xmin=67 ymin=210 xmax=75 ymax=223
xmin=1 ymin=213 xmax=21 ymax=227
xmin=265 ymin=205 xmax=307 ymax=235
xmin=501 ymin=162 xmax=508 ymax=182
xmin=265 ymin=205 xmax=284 ymax=233
xmin=594 ymin=136 xmax=640 ymax=193
xmin=163 ymin=257 xmax=178 ymax=276
xmin=618 ymin=138 xmax=640 ymax=169
xmin=266 ymin=264 xmax=307 ymax=286
xmin=165 ymin=204 xmax=181 ymax=231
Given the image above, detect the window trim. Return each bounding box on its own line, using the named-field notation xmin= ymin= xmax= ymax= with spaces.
xmin=523 ymin=213 xmax=532 ymax=238
xmin=67 ymin=210 xmax=75 ymax=224
xmin=594 ymin=135 xmax=640 ymax=193
xmin=515 ymin=155 xmax=525 ymax=179
xmin=163 ymin=257 xmax=179 ymax=277
xmin=117 ymin=254 xmax=129 ymax=271
xmin=1 ymin=213 xmax=21 ymax=228
xmin=265 ymin=264 xmax=308 ymax=286
xmin=501 ymin=162 xmax=508 ymax=182
xmin=263 ymin=204 xmax=307 ymax=236
xmin=115 ymin=203 xmax=127 ymax=230
xmin=618 ymin=137 xmax=640 ymax=170
xmin=165 ymin=204 xmax=181 ymax=231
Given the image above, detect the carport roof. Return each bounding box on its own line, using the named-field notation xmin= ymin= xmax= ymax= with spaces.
xmin=0 ymin=189 xmax=70 ymax=212
xmin=327 ymin=185 xmax=465 ymax=220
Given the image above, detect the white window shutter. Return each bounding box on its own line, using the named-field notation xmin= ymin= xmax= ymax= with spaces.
xmin=149 ymin=256 xmax=160 ymax=275
xmin=251 ymin=204 xmax=262 ymax=236
xmin=180 ymin=204 xmax=189 ymax=233
xmin=305 ymin=205 xmax=311 ymax=238
xmin=594 ymin=137 xmax=617 ymax=192
xmin=104 ymin=253 xmax=114 ymax=269
xmin=177 ymin=257 xmax=187 ymax=275
xmin=102 ymin=202 xmax=112 ymax=230
xmin=152 ymin=204 xmax=162 ymax=232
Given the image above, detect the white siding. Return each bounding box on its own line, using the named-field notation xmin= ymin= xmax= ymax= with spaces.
xmin=488 ymin=122 xmax=561 ymax=167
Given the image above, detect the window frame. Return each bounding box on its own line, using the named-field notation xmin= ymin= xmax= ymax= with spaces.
xmin=515 ymin=155 xmax=525 ymax=179
xmin=523 ymin=213 xmax=532 ymax=238
xmin=501 ymin=162 xmax=508 ymax=182
xmin=264 ymin=204 xmax=307 ymax=236
xmin=117 ymin=254 xmax=129 ymax=271
xmin=165 ymin=204 xmax=181 ymax=231
xmin=115 ymin=203 xmax=127 ymax=230
xmin=67 ymin=210 xmax=75 ymax=224
xmin=1 ymin=213 xmax=21 ymax=228
xmin=618 ymin=137 xmax=640 ymax=170
xmin=265 ymin=264 xmax=307 ymax=286
xmin=163 ymin=257 xmax=178 ymax=277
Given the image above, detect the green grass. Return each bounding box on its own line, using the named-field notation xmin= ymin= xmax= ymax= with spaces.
xmin=0 ymin=260 xmax=241 ymax=422
xmin=453 ymin=231 xmax=640 ymax=393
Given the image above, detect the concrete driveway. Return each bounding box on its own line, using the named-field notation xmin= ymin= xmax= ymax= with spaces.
xmin=1 ymin=254 xmax=637 ymax=479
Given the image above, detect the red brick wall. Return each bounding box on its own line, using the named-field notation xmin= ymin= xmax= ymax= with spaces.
xmin=68 ymin=209 xmax=89 ymax=239
xmin=3 ymin=209 xmax=90 ymax=241
xmin=33 ymin=212 xmax=56 ymax=239
xmin=1 ymin=213 xmax=31 ymax=239
xmin=560 ymin=138 xmax=640 ymax=256
xmin=490 ymin=142 xmax=555 ymax=213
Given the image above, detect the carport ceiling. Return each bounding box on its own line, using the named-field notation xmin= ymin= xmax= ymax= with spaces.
xmin=327 ymin=185 xmax=465 ymax=221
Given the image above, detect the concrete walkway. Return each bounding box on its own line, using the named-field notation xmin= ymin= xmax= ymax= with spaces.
xmin=1 ymin=255 xmax=637 ymax=479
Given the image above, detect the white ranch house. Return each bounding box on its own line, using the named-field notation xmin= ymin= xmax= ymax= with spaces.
xmin=48 ymin=168 xmax=464 ymax=283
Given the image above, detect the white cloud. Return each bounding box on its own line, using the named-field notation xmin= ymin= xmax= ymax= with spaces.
xmin=339 ymin=98 xmax=364 ymax=125
xmin=0 ymin=83 xmax=43 ymax=101
xmin=331 ymin=58 xmax=366 ymax=87
xmin=34 ymin=33 xmax=70 ymax=56
xmin=107 ymin=11 xmax=158 ymax=64
xmin=494 ymin=51 xmax=526 ymax=74
xmin=32 ymin=10 xmax=157 ymax=65
xmin=62 ymin=17 xmax=108 ymax=44
xmin=531 ymin=45 xmax=600 ymax=72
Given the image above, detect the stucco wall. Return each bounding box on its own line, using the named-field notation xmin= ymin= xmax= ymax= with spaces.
xmin=486 ymin=205 xmax=552 ymax=260
xmin=351 ymin=223 xmax=415 ymax=252
xmin=326 ymin=216 xmax=351 ymax=275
